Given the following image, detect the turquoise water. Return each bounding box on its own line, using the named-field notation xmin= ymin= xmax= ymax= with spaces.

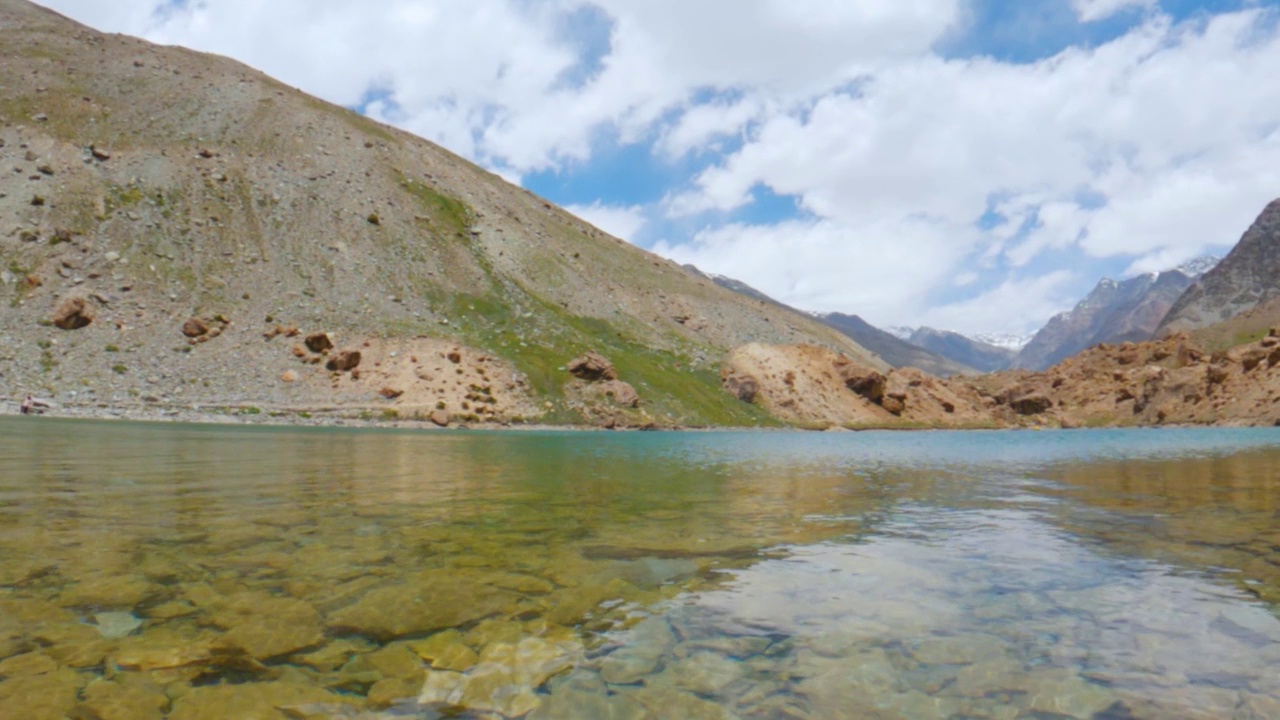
xmin=1 ymin=419 xmax=1279 ymax=718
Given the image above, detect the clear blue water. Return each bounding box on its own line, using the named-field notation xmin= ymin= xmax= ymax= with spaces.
xmin=1 ymin=419 xmax=1279 ymax=718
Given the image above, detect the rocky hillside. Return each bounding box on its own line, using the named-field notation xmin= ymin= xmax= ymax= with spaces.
xmin=1014 ymin=267 xmax=1207 ymax=371
xmin=0 ymin=0 xmax=881 ymax=428
xmin=905 ymin=327 xmax=1016 ymax=373
xmin=971 ymin=330 xmax=1280 ymax=429
xmin=817 ymin=314 xmax=976 ymax=377
xmin=717 ymin=328 xmax=1280 ymax=430
xmin=1160 ymin=199 xmax=1280 ymax=335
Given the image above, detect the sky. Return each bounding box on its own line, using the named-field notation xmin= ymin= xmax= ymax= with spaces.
xmin=35 ymin=0 xmax=1280 ymax=335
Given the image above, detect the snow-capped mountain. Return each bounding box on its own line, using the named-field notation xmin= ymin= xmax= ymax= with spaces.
xmin=966 ymin=332 xmax=1034 ymax=352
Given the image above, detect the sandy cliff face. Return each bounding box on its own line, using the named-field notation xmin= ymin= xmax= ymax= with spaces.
xmin=720 ymin=344 xmax=996 ymax=429
xmin=0 ymin=0 xmax=878 ymax=427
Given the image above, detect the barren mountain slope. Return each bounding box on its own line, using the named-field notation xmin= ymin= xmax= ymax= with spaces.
xmin=818 ymin=314 xmax=977 ymax=377
xmin=1160 ymin=199 xmax=1280 ymax=335
xmin=1015 ymin=270 xmax=1198 ymax=371
xmin=906 ymin=327 xmax=1015 ymax=373
xmin=0 ymin=0 xmax=879 ymax=426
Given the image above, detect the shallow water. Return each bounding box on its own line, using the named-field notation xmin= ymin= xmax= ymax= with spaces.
xmin=1 ymin=420 xmax=1279 ymax=719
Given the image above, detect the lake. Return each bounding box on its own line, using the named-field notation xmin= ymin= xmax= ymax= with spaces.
xmin=1 ymin=419 xmax=1279 ymax=719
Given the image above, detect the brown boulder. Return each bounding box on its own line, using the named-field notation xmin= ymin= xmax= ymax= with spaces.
xmin=429 ymin=410 xmax=450 ymax=427
xmin=1010 ymin=394 xmax=1053 ymax=416
xmin=305 ymin=333 xmax=334 ymax=353
xmin=52 ymin=297 xmax=92 ymax=330
xmin=1240 ymin=347 xmax=1271 ymax=372
xmin=567 ymin=352 xmax=617 ymax=381
xmin=598 ymin=380 xmax=640 ymax=408
xmin=325 ymin=350 xmax=361 ymax=372
xmin=837 ymin=363 xmax=887 ymax=403
xmin=881 ymin=395 xmax=906 ymax=416
xmin=379 ymin=387 xmax=404 ymax=400
xmin=182 ymin=318 xmax=209 ymax=338
xmin=721 ymin=371 xmax=760 ymax=403
xmin=1207 ymin=365 xmax=1230 ymax=386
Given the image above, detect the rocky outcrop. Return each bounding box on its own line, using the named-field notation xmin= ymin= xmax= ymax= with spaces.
xmin=721 ymin=344 xmax=993 ymax=428
xmin=968 ymin=330 xmax=1280 ymax=428
xmin=51 ymin=297 xmax=92 ymax=330
xmin=566 ymin=353 xmax=617 ymax=382
xmin=1161 ymin=199 xmax=1280 ymax=334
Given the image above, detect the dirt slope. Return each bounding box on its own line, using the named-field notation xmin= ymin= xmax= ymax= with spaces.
xmin=0 ymin=0 xmax=880 ymax=427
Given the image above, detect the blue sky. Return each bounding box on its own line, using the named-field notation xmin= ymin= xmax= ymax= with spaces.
xmin=39 ymin=0 xmax=1280 ymax=335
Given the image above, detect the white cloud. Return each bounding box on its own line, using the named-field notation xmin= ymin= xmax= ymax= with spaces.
xmin=564 ymin=202 xmax=648 ymax=242
xmin=662 ymin=9 xmax=1280 ymax=329
xmin=1073 ymin=0 xmax=1156 ymax=23
xmin=919 ymin=271 xmax=1078 ymax=336
xmin=653 ymin=216 xmax=977 ymax=325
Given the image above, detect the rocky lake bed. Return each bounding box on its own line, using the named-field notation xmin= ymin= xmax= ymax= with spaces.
xmin=2 ymin=420 xmax=1280 ymax=719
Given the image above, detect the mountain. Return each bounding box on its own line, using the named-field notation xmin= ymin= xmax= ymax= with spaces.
xmin=0 ymin=0 xmax=880 ymax=428
xmin=907 ymin=328 xmax=1017 ymax=373
xmin=817 ymin=314 xmax=977 ymax=377
xmin=1159 ymin=199 xmax=1280 ymax=335
xmin=1014 ymin=263 xmax=1214 ymax=371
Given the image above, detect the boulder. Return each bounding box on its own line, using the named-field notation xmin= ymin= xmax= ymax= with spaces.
xmin=720 ymin=371 xmax=759 ymax=403
xmin=881 ymin=395 xmax=906 ymax=416
xmin=598 ymin=380 xmax=640 ymax=408
xmin=305 ymin=333 xmax=334 ymax=353
xmin=1010 ymin=394 xmax=1053 ymax=416
xmin=182 ymin=317 xmax=209 ymax=338
xmin=567 ymin=352 xmax=617 ymax=381
xmin=1239 ymin=347 xmax=1270 ymax=372
xmin=380 ymin=387 xmax=404 ymax=400
xmin=429 ymin=410 xmax=450 ymax=427
xmin=325 ymin=350 xmax=361 ymax=372
xmin=52 ymin=297 xmax=92 ymax=330
xmin=836 ymin=362 xmax=887 ymax=403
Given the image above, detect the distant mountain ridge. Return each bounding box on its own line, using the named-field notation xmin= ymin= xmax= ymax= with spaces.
xmin=1013 ymin=259 xmax=1218 ymax=370
xmin=907 ymin=328 xmax=1018 ymax=373
xmin=817 ymin=314 xmax=978 ymax=376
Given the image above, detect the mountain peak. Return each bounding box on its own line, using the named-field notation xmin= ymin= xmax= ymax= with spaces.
xmin=1159 ymin=200 xmax=1280 ymax=334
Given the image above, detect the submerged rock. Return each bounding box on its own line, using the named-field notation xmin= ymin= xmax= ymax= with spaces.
xmin=327 ymin=573 xmax=515 ymax=640
xmin=168 ymin=681 xmax=357 ymax=720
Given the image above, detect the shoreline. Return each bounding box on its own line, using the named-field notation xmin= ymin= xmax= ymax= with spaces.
xmin=0 ymin=398 xmax=1267 ymax=433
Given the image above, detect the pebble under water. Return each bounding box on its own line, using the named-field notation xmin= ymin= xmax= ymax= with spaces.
xmin=1 ymin=419 xmax=1279 ymax=719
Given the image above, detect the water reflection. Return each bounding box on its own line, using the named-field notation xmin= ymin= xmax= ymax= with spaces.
xmin=0 ymin=419 xmax=1278 ymax=719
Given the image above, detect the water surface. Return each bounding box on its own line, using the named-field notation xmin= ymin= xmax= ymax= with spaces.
xmin=1 ymin=419 xmax=1279 ymax=719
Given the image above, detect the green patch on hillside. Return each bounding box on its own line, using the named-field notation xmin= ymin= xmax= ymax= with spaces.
xmin=428 ymin=288 xmax=776 ymax=428
xmin=399 ymin=176 xmax=473 ymax=238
